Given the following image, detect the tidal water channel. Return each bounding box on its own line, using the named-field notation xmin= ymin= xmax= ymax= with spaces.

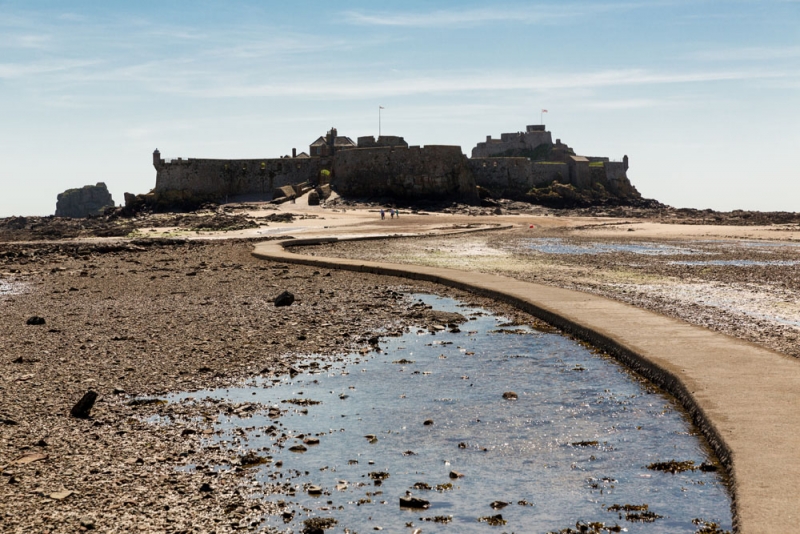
xmin=165 ymin=294 xmax=732 ymax=533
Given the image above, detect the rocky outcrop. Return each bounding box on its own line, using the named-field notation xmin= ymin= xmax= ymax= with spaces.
xmin=55 ymin=183 xmax=114 ymax=218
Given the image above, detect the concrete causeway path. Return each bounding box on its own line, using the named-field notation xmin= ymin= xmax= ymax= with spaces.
xmin=253 ymin=235 xmax=800 ymax=533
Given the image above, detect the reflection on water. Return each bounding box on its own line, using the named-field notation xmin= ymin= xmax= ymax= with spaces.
xmin=670 ymin=259 xmax=800 ymax=267
xmin=521 ymin=238 xmax=706 ymax=256
xmin=0 ymin=279 xmax=26 ymax=297
xmin=165 ymin=295 xmax=732 ymax=533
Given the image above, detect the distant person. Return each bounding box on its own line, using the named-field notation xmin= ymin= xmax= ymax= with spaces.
xmin=380 ymin=209 xmax=385 ymax=220
xmin=395 ymin=209 xmax=399 ymax=218
xmin=390 ymin=209 xmax=394 ymax=219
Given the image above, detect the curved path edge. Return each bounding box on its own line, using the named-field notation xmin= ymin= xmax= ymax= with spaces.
xmin=253 ymin=235 xmax=800 ymax=533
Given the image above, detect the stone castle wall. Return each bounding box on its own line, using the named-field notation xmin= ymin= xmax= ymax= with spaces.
xmin=154 ymin=156 xmax=324 ymax=200
xmin=332 ymin=145 xmax=478 ymax=202
xmin=472 ymin=129 xmax=553 ymax=158
xmin=147 ymin=124 xmax=635 ymax=206
xmin=469 ymin=158 xmax=568 ymax=193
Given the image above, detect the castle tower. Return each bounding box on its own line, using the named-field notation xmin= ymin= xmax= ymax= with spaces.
xmin=153 ymin=149 xmax=162 ymax=169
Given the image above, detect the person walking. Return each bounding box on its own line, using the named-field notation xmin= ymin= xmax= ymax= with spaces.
xmin=380 ymin=209 xmax=385 ymax=220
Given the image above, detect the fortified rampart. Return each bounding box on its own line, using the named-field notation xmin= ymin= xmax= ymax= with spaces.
xmin=472 ymin=125 xmax=553 ymax=158
xmin=332 ymin=145 xmax=478 ymax=202
xmin=153 ymin=151 xmax=324 ymax=201
xmin=469 ymin=159 xmax=568 ymax=197
xmin=142 ymin=123 xmax=639 ymax=209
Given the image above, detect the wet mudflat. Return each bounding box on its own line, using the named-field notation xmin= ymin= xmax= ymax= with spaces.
xmin=305 ymin=232 xmax=800 ymax=358
xmin=162 ymin=295 xmax=732 ymax=533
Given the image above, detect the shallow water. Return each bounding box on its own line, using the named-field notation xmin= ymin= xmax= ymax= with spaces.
xmin=0 ymin=279 xmax=26 ymax=297
xmin=165 ymin=295 xmax=732 ymax=533
xmin=669 ymin=259 xmax=800 ymax=267
xmin=520 ymin=238 xmax=706 ymax=256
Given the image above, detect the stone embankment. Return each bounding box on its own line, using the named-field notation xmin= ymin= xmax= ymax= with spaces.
xmin=253 ymin=234 xmax=800 ymax=533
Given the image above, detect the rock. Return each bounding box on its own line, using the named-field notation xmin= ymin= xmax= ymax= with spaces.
xmin=274 ymin=291 xmax=295 ymax=307
xmin=307 ymin=190 xmax=320 ymax=206
xmin=199 ymin=483 xmax=213 ymax=493
xmin=50 ymin=490 xmax=74 ymax=500
xmin=55 ymin=183 xmax=114 ymax=218
xmin=423 ymin=419 xmax=434 ymax=426
xmin=449 ymin=470 xmax=464 ymax=479
xmin=80 ymin=517 xmax=95 ymax=529
xmin=289 ymin=444 xmax=308 ymax=452
xmin=303 ymin=437 xmax=320 ymax=445
xmin=307 ymin=485 xmax=323 ymax=495
xmin=316 ymin=184 xmax=332 ymax=200
xmin=502 ymin=391 xmax=518 ymax=400
xmin=399 ymin=496 xmax=430 ymax=509
xmin=26 ymin=316 xmax=46 ymax=325
xmin=13 ymin=452 xmax=48 ymax=465
xmin=273 ymin=185 xmax=297 ymax=202
xmin=70 ymin=390 xmax=98 ymax=419
xmin=240 ymin=451 xmax=270 ymax=466
xmin=490 ymin=500 xmax=509 ymax=509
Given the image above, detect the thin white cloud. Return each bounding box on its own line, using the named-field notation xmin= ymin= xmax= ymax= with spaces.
xmin=0 ymin=59 xmax=100 ymax=80
xmin=691 ymin=45 xmax=800 ymax=61
xmin=580 ymin=98 xmax=668 ymax=110
xmin=3 ymin=34 xmax=53 ymax=49
xmin=343 ymin=2 xmax=671 ymax=27
xmin=58 ymin=13 xmax=87 ymax=22
xmin=344 ymin=7 xmax=563 ymax=27
xmin=156 ymin=68 xmax=793 ymax=100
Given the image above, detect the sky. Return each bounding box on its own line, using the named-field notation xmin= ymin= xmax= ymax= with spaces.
xmin=1 ymin=0 xmax=798 ymax=217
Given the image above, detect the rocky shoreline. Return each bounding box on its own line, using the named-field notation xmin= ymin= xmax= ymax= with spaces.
xmin=1 ymin=239 xmax=532 ymax=533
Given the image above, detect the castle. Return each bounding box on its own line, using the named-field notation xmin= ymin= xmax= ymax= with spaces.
xmin=148 ymin=124 xmax=639 ymax=206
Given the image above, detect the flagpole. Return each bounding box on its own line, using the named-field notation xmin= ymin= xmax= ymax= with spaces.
xmin=379 ymin=106 xmax=382 ymax=137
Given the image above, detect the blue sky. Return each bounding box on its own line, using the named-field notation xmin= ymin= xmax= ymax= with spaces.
xmin=1 ymin=0 xmax=798 ymax=216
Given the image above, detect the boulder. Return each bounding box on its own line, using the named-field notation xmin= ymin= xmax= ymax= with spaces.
xmin=399 ymin=496 xmax=430 ymax=509
xmin=70 ymin=390 xmax=98 ymax=419
xmin=274 ymin=290 xmax=295 ymax=307
xmin=316 ymin=184 xmax=332 ymax=200
xmin=273 ymin=185 xmax=297 ymax=201
xmin=307 ymin=190 xmax=320 ymax=206
xmin=55 ymin=183 xmax=114 ymax=218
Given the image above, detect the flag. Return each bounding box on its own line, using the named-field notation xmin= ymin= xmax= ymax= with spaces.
xmin=542 ymin=109 xmax=548 ymax=113
xmin=379 ymin=106 xmax=385 ymax=109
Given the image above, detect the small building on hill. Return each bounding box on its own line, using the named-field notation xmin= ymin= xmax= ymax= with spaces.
xmin=309 ymin=127 xmax=356 ymax=157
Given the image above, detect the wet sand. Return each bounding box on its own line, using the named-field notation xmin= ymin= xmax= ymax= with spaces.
xmin=302 ymin=224 xmax=800 ymax=359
